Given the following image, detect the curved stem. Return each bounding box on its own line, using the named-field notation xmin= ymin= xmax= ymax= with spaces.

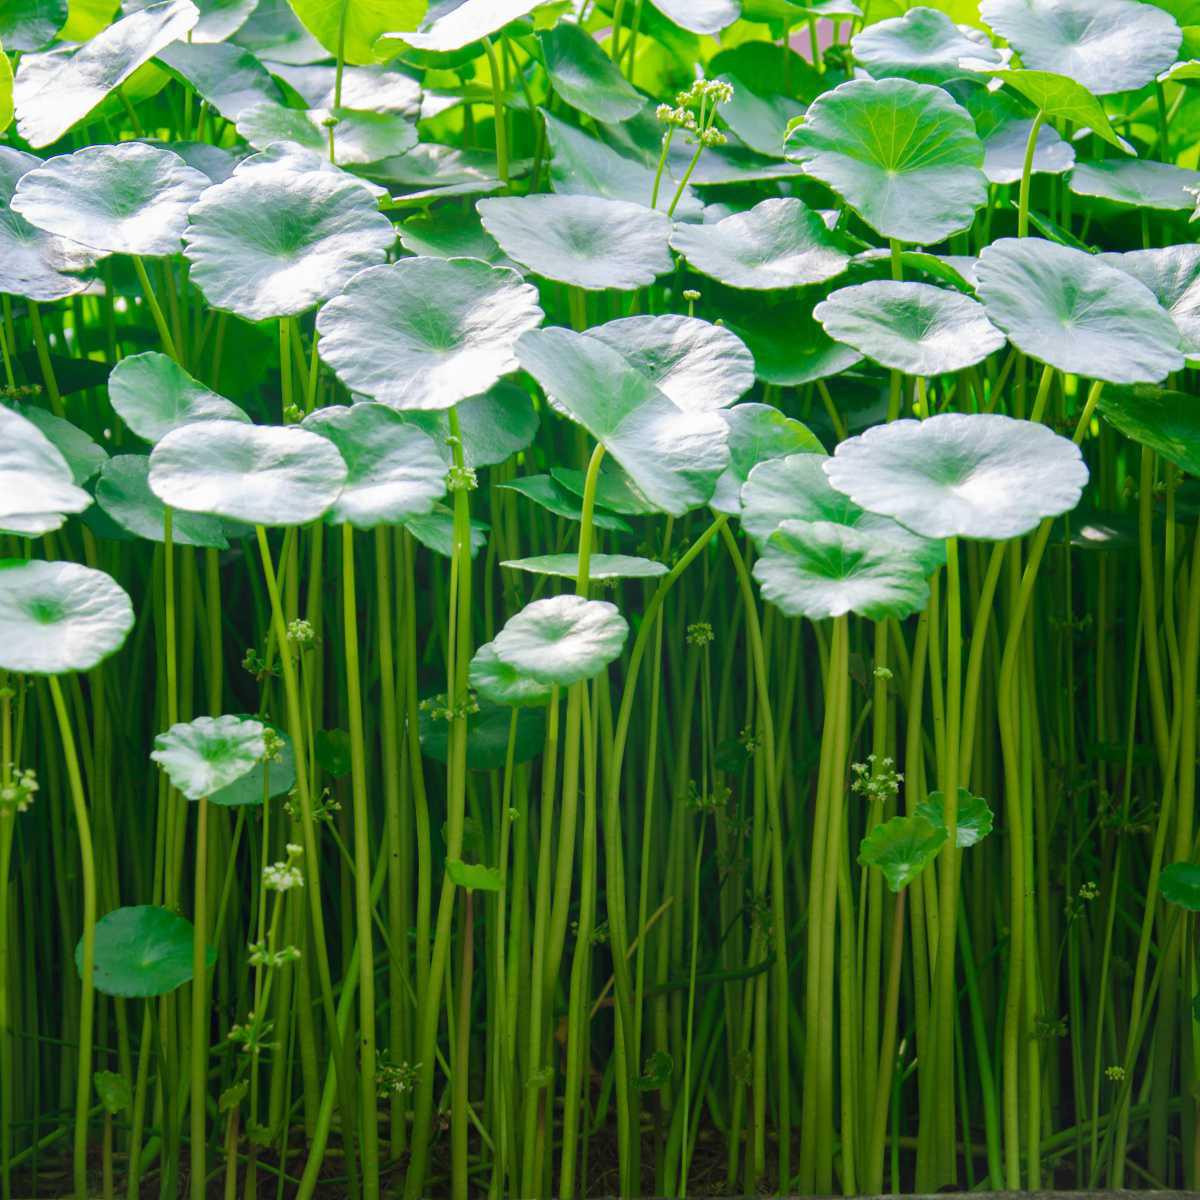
xmin=1017 ymin=111 xmax=1045 ymax=239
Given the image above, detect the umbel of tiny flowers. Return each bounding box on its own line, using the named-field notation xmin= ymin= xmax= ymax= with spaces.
xmin=263 ymin=844 xmax=305 ymax=893
xmin=0 ymin=766 xmax=38 ymax=815
xmin=652 ymin=78 xmax=734 ymax=215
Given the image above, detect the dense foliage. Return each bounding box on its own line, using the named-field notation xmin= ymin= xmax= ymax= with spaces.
xmin=1 ymin=0 xmax=1200 ymax=1197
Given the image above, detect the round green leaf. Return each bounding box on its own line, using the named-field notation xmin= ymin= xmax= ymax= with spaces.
xmin=153 ymin=39 xmax=281 ymax=122
xmin=961 ymin=84 xmax=1075 ymax=185
xmin=397 ymin=381 xmax=539 ymax=469
xmin=402 ymin=504 xmax=489 ymax=559
xmin=852 ymin=6 xmax=1005 ymax=84
xmin=269 ymin=62 xmax=421 ymax=114
xmin=670 ymin=197 xmax=850 ymax=291
xmin=301 ymin=403 xmax=445 ymax=528
xmin=1099 ymin=246 xmax=1200 ymax=361
xmin=477 ymin=194 xmax=672 ymax=291
xmin=823 ymin=413 xmax=1089 ymax=540
xmin=287 ymin=0 xmax=424 ymax=65
xmin=493 ymin=595 xmax=629 ymax=686
xmin=210 ymin=724 xmax=295 ymax=807
xmin=976 ymin=237 xmax=1184 ymax=383
xmin=129 ymin=0 xmax=257 ymax=42
xmin=0 ymin=147 xmax=98 ymax=301
xmin=151 ymin=714 xmax=266 ymax=800
xmin=1159 ymin=862 xmax=1200 ymax=910
xmin=468 ymin=641 xmax=554 ymax=708
xmin=16 ymin=0 xmax=199 ymax=148
xmin=710 ymin=403 xmax=825 ymax=514
xmin=148 ymin=420 xmax=347 ymax=526
xmin=1069 ymin=158 xmax=1200 ymax=211
xmin=501 ymin=553 xmax=668 ymax=580
xmin=445 ymin=859 xmax=502 ymax=892
xmin=235 ymin=100 xmax=417 ymax=167
xmin=715 ymin=73 xmax=806 ymax=159
xmin=17 ymin=406 xmax=107 ymax=485
xmin=741 ymin=452 xmax=945 ymax=571
xmin=398 ymin=207 xmax=509 ymax=265
xmin=0 ymin=405 xmax=92 ymax=526
xmin=82 ymin=905 xmax=213 ymax=999
xmin=551 ymin=457 xmax=658 ymax=516
xmin=498 ymin=474 xmax=633 ymax=533
xmin=814 ymin=280 xmax=1005 ymax=375
xmin=381 ymin=0 xmax=542 ymax=53
xmin=418 ymin=694 xmax=547 ymax=771
xmin=234 ymin=0 xmax=328 ymax=63
xmin=858 ymin=814 xmax=946 ymax=892
xmin=729 ymin=291 xmax=863 ymax=385
xmin=108 ymin=351 xmax=249 ymax=443
xmin=232 ymin=140 xmax=387 ymax=200
xmin=754 ymin=519 xmax=932 ymax=621
xmin=585 ymin=315 xmax=755 ymax=412
xmin=515 ymin=327 xmax=729 ymax=516
xmin=785 ymin=77 xmax=987 ymax=245
xmin=96 ymin=455 xmax=229 ymax=547
xmin=10 ymin=142 xmax=209 ymax=257
xmin=0 ymin=0 xmax=67 ymax=50
xmin=94 ymin=1071 xmax=132 ymax=1116
xmin=1096 ymin=384 xmax=1200 ymax=476
xmin=540 ymin=20 xmax=643 ymax=123
xmin=646 ymin=0 xmax=739 ymax=33
xmin=182 ymin=166 xmax=395 ymax=322
xmin=980 ymin=0 xmax=1181 ymax=95
xmin=917 ymin=788 xmax=995 ymax=847
xmin=316 ymin=257 xmax=542 ymax=411
xmin=0 ymin=559 xmax=133 ymax=674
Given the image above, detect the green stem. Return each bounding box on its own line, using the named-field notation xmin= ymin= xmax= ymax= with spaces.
xmin=190 ymin=796 xmax=208 ymax=1200
xmin=133 ymin=258 xmax=179 ymax=362
xmin=482 ymin=37 xmax=510 ymax=186
xmin=1017 ymin=111 xmax=1045 ymax=239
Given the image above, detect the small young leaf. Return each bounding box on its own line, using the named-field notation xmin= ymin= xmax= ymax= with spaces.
xmin=446 ymin=858 xmax=503 ymax=893
xmin=858 ymin=814 xmax=947 ymax=892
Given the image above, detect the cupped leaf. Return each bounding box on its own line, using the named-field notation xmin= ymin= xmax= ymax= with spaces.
xmin=1159 ymin=862 xmax=1200 ymax=910
xmin=977 ymin=67 xmax=1133 ymax=154
xmin=469 ymin=641 xmax=555 ymax=708
xmin=710 ymin=403 xmax=824 ymax=515
xmin=516 ymin=327 xmax=729 ymax=516
xmin=852 ymin=6 xmax=1005 ymax=84
xmin=11 ymin=141 xmax=209 ymax=257
xmin=398 ymin=382 xmax=538 ymax=469
xmin=741 ymin=452 xmax=945 ymax=572
xmin=0 ymin=406 xmax=92 ymax=526
xmin=301 ymin=403 xmax=445 ymax=528
xmin=108 ymin=351 xmax=249 ymax=443
xmin=148 ymin=420 xmax=347 ymax=526
xmin=858 ymin=814 xmax=946 ymax=892
xmin=1098 ymin=246 xmax=1200 ymax=361
xmin=96 ymin=455 xmax=229 ymax=547
xmin=1096 ymin=385 xmax=1200 ymax=476
xmin=234 ymin=0 xmax=327 ymax=63
xmin=16 ymin=0 xmax=199 ymax=148
xmin=151 ymin=714 xmax=266 ymax=800
xmin=917 ymin=789 xmax=995 ymax=847
xmin=155 ymin=40 xmax=282 ymax=122
xmin=445 ymin=859 xmax=502 ymax=892
xmin=785 ymin=77 xmax=987 ymax=245
xmin=316 ymin=257 xmax=543 ymax=411
xmin=232 ymin=140 xmax=387 ymax=199
xmin=182 ymin=166 xmax=395 ymax=322
xmin=0 ymin=147 xmax=98 ymax=301
xmin=976 ymin=237 xmax=1184 ymax=383
xmin=670 ymin=197 xmax=850 ymax=290
xmin=961 ymin=84 xmax=1075 ymax=185
xmin=210 ymin=724 xmax=296 ymax=807
xmin=1069 ymin=158 xmax=1200 ymax=211
xmin=0 ymin=0 xmax=67 ymax=50
xmin=17 ymin=407 xmax=107 ymax=485
xmin=729 ymin=291 xmax=864 ymax=385
xmin=0 ymin=559 xmax=134 ymax=674
xmin=287 ymin=0 xmax=424 ymax=65
xmin=646 ymin=0 xmax=739 ymax=34
xmin=979 ymin=0 xmax=1181 ymax=95
xmin=477 ymin=194 xmax=672 ymax=291
xmin=82 ymin=905 xmax=214 ymax=998
xmin=823 ymin=413 xmax=1090 ymax=540
xmin=235 ymin=100 xmax=417 ymax=166
xmin=585 ymin=315 xmax=755 ymax=412
xmin=402 ymin=504 xmax=489 ymax=559
xmin=501 ymin=553 xmax=668 ymax=580
xmin=498 ymin=474 xmax=634 ymax=532
xmin=398 ymin=207 xmax=508 ymax=264
xmin=418 ymin=694 xmax=546 ymax=770
xmin=814 ymin=280 xmax=1005 ymax=375
xmin=270 ymin=62 xmax=421 ymax=114
xmin=493 ymin=594 xmax=629 ymax=686
xmin=540 ymin=20 xmax=643 ymax=123
xmin=382 ymin=0 xmax=543 ymax=53
xmin=753 ymin=518 xmax=932 ymax=621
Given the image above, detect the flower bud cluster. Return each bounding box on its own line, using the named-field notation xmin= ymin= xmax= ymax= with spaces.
xmin=0 ymin=766 xmax=38 ymax=814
